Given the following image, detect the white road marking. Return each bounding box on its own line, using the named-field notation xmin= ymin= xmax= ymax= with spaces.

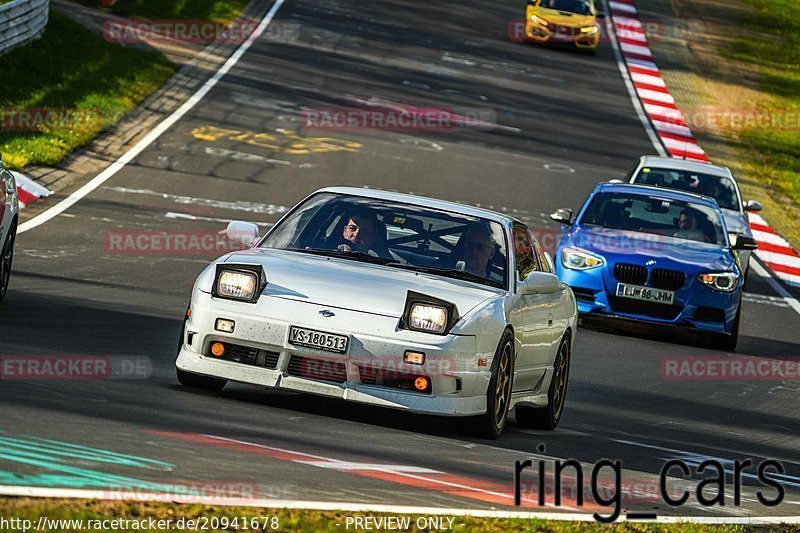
xmin=743 ymin=293 xmax=791 ymax=309
xmin=751 ymin=259 xmax=800 ymax=316
xmin=164 ymin=212 xmax=274 ymax=227
xmin=104 ymin=186 xmax=289 ymax=215
xmin=17 ymin=0 xmax=288 ymax=234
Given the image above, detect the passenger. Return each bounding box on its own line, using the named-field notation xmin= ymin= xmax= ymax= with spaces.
xmin=461 ymin=223 xmax=496 ymax=278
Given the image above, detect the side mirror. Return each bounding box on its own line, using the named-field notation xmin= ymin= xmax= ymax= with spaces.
xmin=550 ymin=208 xmax=573 ymax=225
xmin=744 ymin=200 xmax=763 ymax=212
xmin=227 ymin=221 xmax=260 ymax=247
xmin=520 ymin=271 xmax=560 ymax=295
xmin=731 ymin=234 xmax=758 ymax=251
xmin=543 ymin=251 xmax=555 ymax=273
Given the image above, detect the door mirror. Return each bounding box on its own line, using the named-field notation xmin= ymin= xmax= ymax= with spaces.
xmin=550 ymin=208 xmax=573 ymax=225
xmin=520 ymin=271 xmax=560 ymax=295
xmin=227 ymin=221 xmax=260 ymax=247
xmin=744 ymin=200 xmax=763 ymax=212
xmin=731 ymin=234 xmax=758 ymax=250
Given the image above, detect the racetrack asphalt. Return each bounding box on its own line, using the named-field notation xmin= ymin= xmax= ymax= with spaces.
xmin=1 ymin=0 xmax=799 ymax=520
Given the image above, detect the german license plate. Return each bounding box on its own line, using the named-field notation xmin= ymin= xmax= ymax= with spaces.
xmin=616 ymin=283 xmax=675 ymax=305
xmin=288 ymin=326 xmax=348 ymax=354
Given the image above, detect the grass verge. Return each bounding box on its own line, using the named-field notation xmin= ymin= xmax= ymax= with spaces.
xmin=722 ymin=0 xmax=800 ymax=204
xmin=0 ymin=498 xmax=780 ymax=533
xmin=0 ymin=11 xmax=175 ymax=170
xmin=73 ymin=0 xmax=250 ymax=23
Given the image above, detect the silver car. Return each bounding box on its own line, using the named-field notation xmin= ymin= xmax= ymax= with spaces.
xmin=627 ymin=156 xmax=762 ymax=276
xmin=176 ymin=187 xmax=578 ymax=438
xmin=0 ymin=153 xmax=19 ymax=302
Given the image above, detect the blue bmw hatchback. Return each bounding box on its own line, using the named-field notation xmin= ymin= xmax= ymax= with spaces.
xmin=552 ymin=183 xmax=758 ymax=350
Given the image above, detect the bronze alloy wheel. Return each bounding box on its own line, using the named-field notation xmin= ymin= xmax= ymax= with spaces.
xmin=494 ymin=340 xmax=514 ymax=429
xmin=551 ymin=337 xmax=570 ymax=420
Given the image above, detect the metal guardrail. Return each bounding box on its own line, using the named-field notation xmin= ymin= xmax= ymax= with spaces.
xmin=0 ymin=0 xmax=49 ymax=56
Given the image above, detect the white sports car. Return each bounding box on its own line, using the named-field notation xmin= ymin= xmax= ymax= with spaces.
xmin=0 ymin=153 xmax=19 ymax=302
xmin=176 ymin=188 xmax=578 ymax=438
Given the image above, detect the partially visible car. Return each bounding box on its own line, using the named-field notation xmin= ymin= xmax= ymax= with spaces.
xmin=552 ymin=182 xmax=758 ymax=350
xmin=524 ymin=0 xmax=604 ymax=52
xmin=0 ymin=153 xmax=19 ymax=302
xmin=626 ymin=156 xmax=762 ymax=276
xmin=176 ymin=188 xmax=578 ymax=438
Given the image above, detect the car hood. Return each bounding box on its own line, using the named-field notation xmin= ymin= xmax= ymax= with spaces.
xmin=204 ymin=248 xmax=502 ymax=318
xmin=568 ymin=227 xmax=735 ymax=272
xmin=534 ymin=7 xmax=596 ymax=27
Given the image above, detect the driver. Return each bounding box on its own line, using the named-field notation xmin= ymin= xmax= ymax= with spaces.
xmin=336 ymin=210 xmax=384 ymax=255
xmin=461 ymin=223 xmax=496 ymax=278
xmin=676 ymin=209 xmax=698 ymax=232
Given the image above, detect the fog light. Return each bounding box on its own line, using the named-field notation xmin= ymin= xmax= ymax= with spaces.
xmin=414 ymin=376 xmax=429 ymax=391
xmin=403 ymin=351 xmax=426 ymax=365
xmin=210 ymin=342 xmax=226 ymax=357
xmin=215 ymin=318 xmax=235 ymax=333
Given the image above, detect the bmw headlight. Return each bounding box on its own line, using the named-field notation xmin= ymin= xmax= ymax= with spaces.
xmin=401 ymin=291 xmax=459 ymax=336
xmin=698 ymin=272 xmax=739 ymax=292
xmin=581 ymin=25 xmax=599 ymax=34
xmin=213 ymin=264 xmax=266 ymax=303
xmin=531 ymin=14 xmax=549 ymax=26
xmin=561 ymin=247 xmax=605 ymax=270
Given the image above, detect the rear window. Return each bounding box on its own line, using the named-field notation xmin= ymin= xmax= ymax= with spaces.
xmin=632 ymin=167 xmax=740 ymax=211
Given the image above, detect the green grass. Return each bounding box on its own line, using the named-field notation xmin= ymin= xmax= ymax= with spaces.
xmin=724 ymin=0 xmax=800 ymax=202
xmin=73 ymin=0 xmax=250 ymax=22
xmin=0 ymin=498 xmax=782 ymax=533
xmin=0 ymin=12 xmax=175 ymax=170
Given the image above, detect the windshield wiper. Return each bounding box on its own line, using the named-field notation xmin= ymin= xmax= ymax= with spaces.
xmin=293 ymin=247 xmax=397 ymax=265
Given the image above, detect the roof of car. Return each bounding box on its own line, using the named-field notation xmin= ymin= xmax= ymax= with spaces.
xmin=597 ymin=182 xmax=720 ymax=209
xmin=638 ymin=155 xmax=733 ymax=179
xmin=316 ymin=187 xmax=513 ymax=223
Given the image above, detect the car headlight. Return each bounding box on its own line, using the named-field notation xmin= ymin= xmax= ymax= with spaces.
xmin=409 ymin=304 xmax=448 ymax=334
xmin=698 ymin=272 xmax=739 ymax=292
xmin=212 ymin=264 xmax=266 ymax=303
xmin=561 ymin=247 xmax=605 ymax=270
xmin=581 ymin=25 xmax=599 ymax=34
xmin=531 ymin=14 xmax=549 ymax=26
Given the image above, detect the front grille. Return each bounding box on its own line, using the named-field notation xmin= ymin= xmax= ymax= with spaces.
xmin=693 ymin=306 xmax=726 ymax=323
xmin=614 ymin=263 xmax=648 ymax=285
xmin=572 ymin=287 xmax=596 ymax=303
xmin=608 ymin=296 xmax=682 ymax=320
xmin=206 ymin=342 xmax=281 ymax=369
xmin=650 ymin=269 xmax=686 ymax=291
xmin=288 ymin=356 xmax=347 ymax=384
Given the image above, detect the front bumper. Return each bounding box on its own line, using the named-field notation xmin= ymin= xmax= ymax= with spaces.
xmin=525 ymin=21 xmax=600 ymax=49
xmin=558 ymin=266 xmax=740 ymax=334
xmin=176 ymin=290 xmax=492 ymax=416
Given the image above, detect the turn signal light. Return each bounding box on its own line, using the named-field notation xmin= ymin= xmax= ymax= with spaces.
xmin=414 ymin=376 xmax=429 ymax=391
xmin=210 ymin=342 xmax=226 ymax=357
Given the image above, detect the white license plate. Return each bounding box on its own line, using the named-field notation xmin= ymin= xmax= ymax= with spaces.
xmin=616 ymin=283 xmax=675 ymax=305
xmin=288 ymin=326 xmax=348 ymax=354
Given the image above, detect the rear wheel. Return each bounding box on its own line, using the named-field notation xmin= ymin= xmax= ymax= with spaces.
xmin=0 ymin=224 xmax=16 ymax=302
xmin=458 ymin=329 xmax=515 ymax=439
xmin=515 ymin=332 xmax=572 ymax=430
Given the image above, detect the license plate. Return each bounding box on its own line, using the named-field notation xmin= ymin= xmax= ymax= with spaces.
xmin=616 ymin=283 xmax=675 ymax=305
xmin=288 ymin=326 xmax=348 ymax=354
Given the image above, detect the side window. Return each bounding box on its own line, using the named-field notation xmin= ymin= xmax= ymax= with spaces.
xmin=529 ymin=232 xmax=552 ymax=273
xmin=513 ymin=223 xmax=539 ymax=279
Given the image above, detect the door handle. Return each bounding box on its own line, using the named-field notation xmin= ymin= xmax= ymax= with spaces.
xmin=548 ymin=313 xmax=554 ymax=327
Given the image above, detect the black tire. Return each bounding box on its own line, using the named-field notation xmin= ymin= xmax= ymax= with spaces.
xmin=458 ymin=329 xmax=515 ymax=439
xmin=515 ymin=332 xmax=572 ymax=431
xmin=176 ymin=367 xmax=227 ymax=391
xmin=0 ymin=223 xmax=16 ymax=302
xmin=709 ymin=301 xmax=740 ymax=352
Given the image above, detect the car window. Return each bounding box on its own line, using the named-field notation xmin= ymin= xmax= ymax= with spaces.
xmin=260 ymin=193 xmax=509 ymax=289
xmin=539 ymin=0 xmax=593 ymax=15
xmin=579 ymin=192 xmax=726 ymax=245
xmin=513 ymin=223 xmax=539 ymax=279
xmin=530 ymin=231 xmax=552 ymax=273
xmin=632 ymin=167 xmax=739 ymax=211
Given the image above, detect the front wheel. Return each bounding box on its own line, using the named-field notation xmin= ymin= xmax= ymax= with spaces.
xmin=515 ymin=332 xmax=572 ymax=430
xmin=458 ymin=329 xmax=515 ymax=439
xmin=0 ymin=225 xmax=16 ymax=302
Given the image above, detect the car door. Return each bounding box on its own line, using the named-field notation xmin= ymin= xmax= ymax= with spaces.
xmin=511 ymin=223 xmax=554 ymax=392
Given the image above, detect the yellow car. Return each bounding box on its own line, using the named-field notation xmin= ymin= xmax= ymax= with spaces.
xmin=524 ymin=0 xmax=604 ymax=52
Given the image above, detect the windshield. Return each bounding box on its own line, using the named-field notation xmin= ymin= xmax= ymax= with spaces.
xmin=260 ymin=193 xmax=509 ymax=289
xmin=539 ymin=0 xmax=593 ymax=15
xmin=579 ymin=192 xmax=727 ymax=245
xmin=632 ymin=167 xmax=740 ymax=211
